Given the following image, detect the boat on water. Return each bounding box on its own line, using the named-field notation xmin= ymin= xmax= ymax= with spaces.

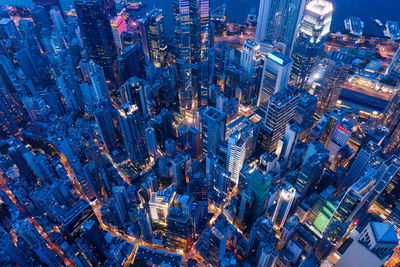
xmin=375 ymin=19 xmax=383 ymax=27
xmin=344 ymin=17 xmax=364 ymax=36
xmin=126 ymin=1 xmax=147 ymax=11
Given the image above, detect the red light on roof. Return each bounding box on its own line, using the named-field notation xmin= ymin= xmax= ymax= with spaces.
xmin=338 ymin=125 xmax=350 ymax=134
xmin=131 ymin=21 xmax=137 ymax=27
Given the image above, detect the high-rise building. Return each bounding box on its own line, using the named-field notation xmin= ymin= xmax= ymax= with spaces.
xmin=386 ymin=46 xmax=400 ymax=79
xmin=172 ymin=0 xmax=210 ymax=112
xmin=200 ymin=106 xmax=227 ymax=154
xmin=94 ymin=102 xmax=117 ymax=152
xmin=295 ymin=150 xmax=329 ymax=197
xmin=145 ymin=121 xmax=158 ymax=159
xmin=119 ymin=77 xmax=147 ymax=115
xmin=206 ymin=153 xmax=231 ymax=193
xmin=335 ymin=222 xmax=398 ymax=267
xmin=326 ymin=119 xmax=354 ymax=160
xmin=272 ymin=184 xmax=296 ymax=229
xmin=314 ymin=52 xmax=352 ymax=114
xmin=0 ymin=87 xmax=23 ymax=138
xmin=257 ymin=52 xmax=293 ymax=110
xmin=227 ymin=130 xmax=248 ymax=185
xmin=138 ymin=208 xmax=153 ymax=240
xmin=290 ymin=0 xmax=333 ymax=91
xmin=110 ymin=15 xmax=127 ymax=53
xmin=117 ymin=104 xmax=148 ymax=163
xmin=188 ymin=125 xmax=201 ymax=158
xmin=263 ymin=86 xmax=300 ymax=154
xmin=256 ymin=0 xmax=306 ymax=55
xmin=145 ymin=9 xmax=168 ymax=67
xmin=240 ymin=39 xmax=261 ymax=82
xmin=74 ymin=0 xmax=117 ymax=81
xmin=117 ymin=43 xmax=146 ymax=84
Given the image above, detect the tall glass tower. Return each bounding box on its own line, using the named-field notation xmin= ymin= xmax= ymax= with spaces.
xmin=290 ymin=0 xmax=333 ymax=91
xmin=173 ymin=0 xmax=210 ymax=114
xmin=74 ymin=0 xmax=117 ymax=82
xmin=256 ymin=0 xmax=306 ymax=56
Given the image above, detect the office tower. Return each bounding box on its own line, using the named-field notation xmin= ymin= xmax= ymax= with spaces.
xmin=257 ymin=52 xmax=293 ymax=110
xmin=117 ymin=43 xmax=146 ymax=84
xmin=85 ymin=60 xmax=111 ymax=103
xmin=145 ymin=9 xmax=168 ymax=67
xmin=172 ymin=153 xmax=190 ymax=193
xmin=112 ymin=186 xmax=129 ymax=222
xmin=177 ymin=125 xmax=188 ymax=151
xmin=263 ymin=86 xmax=300 ymax=154
xmin=188 ymin=125 xmax=201 ymax=158
xmin=196 ymin=223 xmax=227 ymax=265
xmin=272 ymin=184 xmax=296 ymax=229
xmin=0 ymin=88 xmax=22 ymax=138
xmin=49 ymin=6 xmax=65 ymax=35
xmin=247 ymin=215 xmax=276 ymax=257
xmin=335 ymin=222 xmax=398 ymax=267
xmin=227 ymin=130 xmax=248 ymax=185
xmin=237 ymin=189 xmax=255 ymax=227
xmin=206 ymin=153 xmax=231 ymax=193
xmin=380 ymin=90 xmax=400 ymax=153
xmin=119 ymin=77 xmax=147 ymax=115
xmin=8 ymin=143 xmax=36 ymax=184
xmin=0 ymin=56 xmax=17 ymax=95
xmin=94 ymin=102 xmax=117 ymax=152
xmin=172 ymin=0 xmax=210 ymax=112
xmin=117 ymin=104 xmax=148 ymax=163
xmin=83 ymin=162 xmax=106 ymax=203
xmin=245 ymin=167 xmax=273 ymax=220
xmin=256 ymin=0 xmax=306 ymax=55
xmin=240 ymin=39 xmax=261 ymax=82
xmin=74 ymin=0 xmax=117 ymax=81
xmin=327 ymin=187 xmax=362 ymax=228
xmin=31 ymin=6 xmax=52 ymax=32
xmin=295 ymin=149 xmax=329 ymax=197
xmin=290 ymin=0 xmax=333 ymax=91
xmin=138 ymin=208 xmax=153 ymax=240
xmin=145 ymin=121 xmax=158 ymax=159
xmin=200 ymin=106 xmax=227 ymax=154
xmin=386 ymin=46 xmax=400 ymax=79
xmin=173 ymin=0 xmax=194 ymax=113
xmin=277 ymin=124 xmax=301 ymax=163
xmin=315 ymin=52 xmax=352 ymax=114
xmin=294 ymin=93 xmax=317 ymax=128
xmin=326 ymin=119 xmax=354 ymax=159
xmin=111 ymin=16 xmax=127 ymax=53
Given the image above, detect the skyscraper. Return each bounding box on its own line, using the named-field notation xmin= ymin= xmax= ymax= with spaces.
xmin=200 ymin=106 xmax=227 ymax=154
xmin=119 ymin=77 xmax=147 ymax=115
xmin=138 ymin=208 xmax=153 ymax=240
xmin=227 ymin=130 xmax=248 ymax=185
xmin=117 ymin=104 xmax=148 ymax=163
xmin=256 ymin=0 xmax=306 ymax=55
xmin=173 ymin=0 xmax=210 ymax=112
xmin=263 ymin=86 xmax=300 ymax=154
xmin=110 ymin=15 xmax=127 ymax=53
xmin=240 ymin=39 xmax=261 ymax=82
xmin=290 ymin=0 xmax=333 ymax=91
xmin=145 ymin=9 xmax=168 ymax=67
xmin=257 ymin=52 xmax=293 ymax=110
xmin=94 ymin=102 xmax=117 ymax=152
xmin=74 ymin=0 xmax=117 ymax=81
xmin=117 ymin=43 xmax=146 ymax=85
xmin=314 ymin=52 xmax=352 ymax=114
xmin=272 ymin=184 xmax=296 ymax=229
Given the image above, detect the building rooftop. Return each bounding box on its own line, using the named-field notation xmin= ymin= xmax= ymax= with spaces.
xmin=132 ymin=246 xmax=182 ymax=267
xmin=370 ymin=222 xmax=398 ymax=244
